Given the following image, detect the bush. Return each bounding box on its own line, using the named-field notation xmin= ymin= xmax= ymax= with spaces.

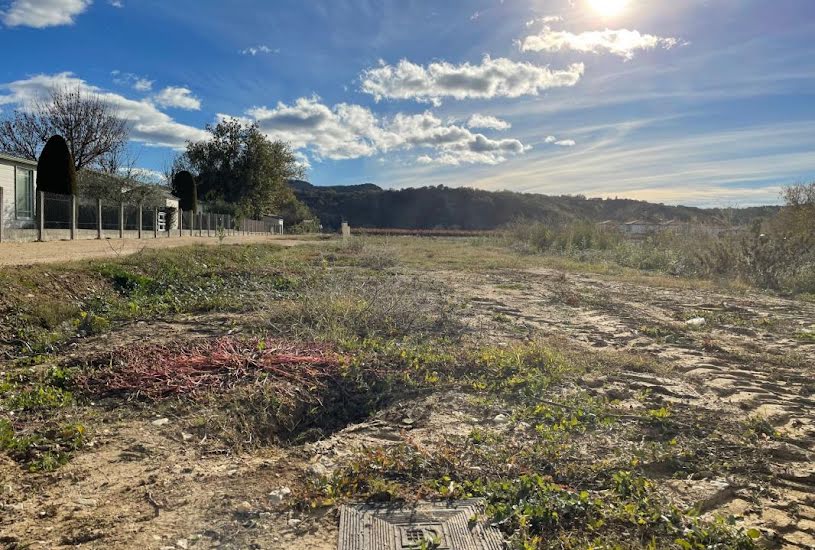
xmin=503 ymin=204 xmax=815 ymax=295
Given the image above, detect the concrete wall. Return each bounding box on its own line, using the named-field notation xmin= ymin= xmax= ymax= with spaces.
xmin=2 ymin=228 xmax=197 ymax=243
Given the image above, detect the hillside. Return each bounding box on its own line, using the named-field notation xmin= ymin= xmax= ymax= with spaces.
xmin=290 ymin=180 xmax=778 ymax=230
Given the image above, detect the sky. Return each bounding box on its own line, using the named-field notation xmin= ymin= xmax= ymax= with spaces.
xmin=0 ymin=0 xmax=814 ymax=207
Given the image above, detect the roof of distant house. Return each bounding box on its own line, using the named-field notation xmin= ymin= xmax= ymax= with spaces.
xmin=0 ymin=152 xmax=37 ymax=167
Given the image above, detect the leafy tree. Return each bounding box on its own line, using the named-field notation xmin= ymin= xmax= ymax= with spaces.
xmin=0 ymin=87 xmax=128 ymax=171
xmin=172 ymin=170 xmax=198 ymax=212
xmin=36 ymin=135 xmax=77 ymax=195
xmin=181 ymin=118 xmax=311 ymax=222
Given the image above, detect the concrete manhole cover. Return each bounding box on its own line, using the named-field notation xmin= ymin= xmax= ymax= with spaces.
xmin=338 ymin=499 xmax=503 ymax=549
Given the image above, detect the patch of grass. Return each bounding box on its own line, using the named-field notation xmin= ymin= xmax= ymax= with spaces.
xmin=0 ymin=419 xmax=86 ymax=472
xmin=0 ymin=243 xmax=306 ymax=356
xmin=305 ymin=442 xmax=758 ymax=549
xmin=268 ymin=269 xmax=462 ymax=343
xmin=794 ymin=329 xmax=815 ymax=343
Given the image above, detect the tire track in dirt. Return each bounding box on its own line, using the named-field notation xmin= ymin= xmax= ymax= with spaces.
xmin=444 ymin=267 xmax=815 ymax=549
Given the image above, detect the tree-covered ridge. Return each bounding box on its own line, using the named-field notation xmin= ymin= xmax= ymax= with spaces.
xmin=290 ymin=180 xmax=779 ymax=230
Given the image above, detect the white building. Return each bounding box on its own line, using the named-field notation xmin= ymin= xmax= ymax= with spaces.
xmin=0 ymin=153 xmax=38 ymax=235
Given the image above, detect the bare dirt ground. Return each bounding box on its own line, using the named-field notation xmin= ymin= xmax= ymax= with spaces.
xmin=446 ymin=267 xmax=815 ymax=549
xmin=0 ymin=235 xmax=310 ymax=266
xmin=1 ymin=260 xmax=814 ymax=549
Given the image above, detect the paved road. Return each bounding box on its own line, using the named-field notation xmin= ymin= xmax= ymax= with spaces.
xmin=0 ymin=235 xmax=311 ymax=266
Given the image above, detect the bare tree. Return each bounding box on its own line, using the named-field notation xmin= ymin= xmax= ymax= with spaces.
xmin=0 ymin=87 xmax=128 ymax=170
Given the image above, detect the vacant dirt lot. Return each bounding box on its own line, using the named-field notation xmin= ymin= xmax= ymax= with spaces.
xmin=1 ymin=239 xmax=813 ymax=549
xmin=0 ymin=235 xmax=310 ymax=266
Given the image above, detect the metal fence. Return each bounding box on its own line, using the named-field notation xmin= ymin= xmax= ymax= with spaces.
xmin=42 ymin=192 xmax=72 ymax=230
xmin=34 ymin=191 xmax=272 ymax=240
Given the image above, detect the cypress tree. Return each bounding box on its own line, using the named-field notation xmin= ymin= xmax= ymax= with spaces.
xmin=173 ymin=171 xmax=198 ymax=212
xmin=36 ymin=135 xmax=77 ymax=195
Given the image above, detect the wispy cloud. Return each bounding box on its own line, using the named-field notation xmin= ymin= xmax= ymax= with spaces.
xmin=526 ymin=15 xmax=562 ymax=27
xmin=467 ymin=114 xmax=511 ymax=131
xmin=2 ymin=0 xmax=92 ymax=28
xmin=520 ymin=27 xmax=681 ymax=60
xmin=545 ymin=135 xmax=576 ymax=147
xmin=360 ymin=56 xmax=584 ymax=105
xmin=112 ymin=71 xmax=153 ymax=92
xmin=239 ymin=45 xmax=279 ymax=56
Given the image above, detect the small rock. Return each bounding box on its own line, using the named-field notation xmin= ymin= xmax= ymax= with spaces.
xmin=151 ymin=418 xmax=170 ymax=427
xmin=287 ymin=518 xmax=302 ymax=528
xmin=176 ymin=539 xmax=189 ymax=549
xmin=493 ymin=414 xmax=508 ymax=424
xmin=401 ymin=417 xmax=414 ymax=426
xmin=181 ymin=432 xmax=194 ymax=441
xmin=686 ymin=317 xmax=706 ymax=327
xmin=236 ymin=501 xmax=253 ymax=514
xmin=308 ymin=462 xmax=329 ymax=477
xmin=268 ymin=487 xmax=292 ymax=505
xmin=74 ymin=497 xmax=97 ymax=507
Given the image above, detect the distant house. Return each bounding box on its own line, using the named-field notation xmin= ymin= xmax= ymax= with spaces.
xmin=621 ymin=220 xmax=661 ymax=235
xmin=596 ymin=220 xmax=617 ymax=230
xmin=0 ymin=153 xmax=38 ymax=234
xmin=659 ymin=219 xmax=689 ymax=233
xmin=262 ymin=215 xmax=284 ymax=234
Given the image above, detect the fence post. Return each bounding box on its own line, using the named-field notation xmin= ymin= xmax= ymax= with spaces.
xmin=119 ymin=203 xmax=124 ymax=239
xmin=207 ymin=213 xmax=211 ymax=237
xmin=198 ymin=212 xmax=202 ymax=237
xmin=96 ymin=199 xmax=103 ymax=240
xmin=190 ymin=211 xmax=194 ymax=237
xmin=70 ymin=195 xmax=77 ymax=240
xmin=154 ymin=208 xmax=158 ymax=239
xmin=0 ymin=187 xmax=3 ymax=243
xmin=38 ymin=191 xmax=45 ymax=242
xmin=179 ymin=208 xmax=183 ymax=237
xmin=137 ymin=204 xmax=143 ymax=239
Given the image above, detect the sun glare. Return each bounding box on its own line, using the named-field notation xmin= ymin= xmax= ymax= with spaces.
xmin=587 ymin=0 xmax=630 ymax=17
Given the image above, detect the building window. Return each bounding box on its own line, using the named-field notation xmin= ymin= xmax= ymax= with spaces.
xmin=15 ymin=167 xmax=34 ymax=220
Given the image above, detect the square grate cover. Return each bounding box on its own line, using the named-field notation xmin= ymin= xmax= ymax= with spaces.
xmin=338 ymin=499 xmax=503 ymax=550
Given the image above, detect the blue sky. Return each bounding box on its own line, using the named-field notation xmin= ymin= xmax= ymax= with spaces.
xmin=1 ymin=0 xmax=814 ymax=206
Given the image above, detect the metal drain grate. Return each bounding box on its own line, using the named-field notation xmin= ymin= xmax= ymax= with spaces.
xmin=338 ymin=500 xmax=503 ymax=550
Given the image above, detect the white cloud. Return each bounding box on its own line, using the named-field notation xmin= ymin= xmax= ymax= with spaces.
xmin=240 ymin=45 xmax=279 ymax=56
xmin=133 ymin=78 xmax=153 ymax=92
xmin=467 ymin=114 xmax=511 ymax=131
xmin=112 ymin=71 xmax=153 ymax=92
xmin=360 ymin=56 xmax=584 ymax=105
xmin=108 ymin=0 xmax=122 ymax=7
xmin=238 ymin=96 xmax=529 ymax=166
xmin=0 ymin=72 xmax=207 ymax=149
xmin=129 ymin=167 xmax=164 ymax=182
xmin=152 ymin=86 xmax=201 ymax=110
xmin=2 ymin=0 xmax=92 ymax=28
xmin=520 ymin=27 xmax=680 ymax=60
xmin=526 ymin=15 xmax=562 ymax=27
xmin=545 ymin=135 xmax=576 ymax=146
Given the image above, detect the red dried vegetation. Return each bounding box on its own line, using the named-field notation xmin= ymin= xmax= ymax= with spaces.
xmin=76 ymin=338 xmax=342 ymax=400
xmin=350 ymin=228 xmax=496 ymax=237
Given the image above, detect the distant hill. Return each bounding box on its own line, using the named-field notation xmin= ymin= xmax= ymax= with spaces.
xmin=289 ymin=181 xmax=779 ymax=230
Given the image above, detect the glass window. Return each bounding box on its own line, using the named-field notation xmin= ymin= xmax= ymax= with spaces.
xmin=15 ymin=167 xmax=34 ymax=220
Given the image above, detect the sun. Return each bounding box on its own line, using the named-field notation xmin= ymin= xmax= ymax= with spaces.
xmin=587 ymin=0 xmax=630 ymax=17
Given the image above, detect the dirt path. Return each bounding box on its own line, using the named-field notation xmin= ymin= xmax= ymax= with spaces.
xmin=444 ymin=266 xmax=815 ymax=549
xmin=0 ymin=235 xmax=313 ymax=266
